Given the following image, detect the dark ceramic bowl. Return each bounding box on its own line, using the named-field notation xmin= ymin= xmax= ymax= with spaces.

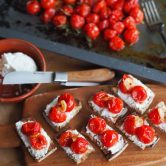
xmin=0 ymin=38 xmax=46 ymax=103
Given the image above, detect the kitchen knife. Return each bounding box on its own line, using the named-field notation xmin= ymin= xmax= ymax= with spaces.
xmin=2 ymin=68 xmax=115 ymax=85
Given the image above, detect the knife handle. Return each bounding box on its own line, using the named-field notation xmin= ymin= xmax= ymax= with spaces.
xmin=67 ymin=68 xmax=115 ymax=82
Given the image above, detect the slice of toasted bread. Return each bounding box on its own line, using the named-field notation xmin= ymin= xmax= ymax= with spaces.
xmin=43 ymin=97 xmax=82 ymax=132
xmin=55 ymin=129 xmax=95 ymax=164
xmin=15 ymin=118 xmax=57 ymax=162
xmin=82 ymin=115 xmax=128 ymax=161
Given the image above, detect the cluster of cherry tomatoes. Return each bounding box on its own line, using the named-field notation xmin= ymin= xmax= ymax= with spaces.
xmin=26 ymin=0 xmax=144 ymax=51
xmin=21 ymin=121 xmax=48 ymax=150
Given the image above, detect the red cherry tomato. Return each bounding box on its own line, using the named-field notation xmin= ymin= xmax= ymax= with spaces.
xmin=93 ymin=91 xmax=110 ymax=107
xmin=86 ymin=13 xmax=100 ymax=24
xmin=88 ymin=117 xmax=106 ymax=134
xmin=26 ymin=0 xmax=41 ymax=15
xmin=21 ymin=122 xmax=41 ymax=136
xmin=99 ymin=7 xmax=111 ymax=20
xmin=111 ymin=21 xmax=125 ymax=34
xmin=40 ymin=8 xmax=56 ymax=23
xmin=123 ymin=115 xmax=137 ymax=135
xmin=124 ymin=0 xmax=139 ymax=13
xmin=76 ymin=4 xmax=91 ymax=17
xmin=62 ymin=5 xmax=73 ymax=16
xmin=59 ymin=131 xmax=73 ymax=147
xmin=52 ymin=14 xmax=67 ymax=27
xmin=98 ymin=19 xmax=109 ymax=31
xmin=104 ymin=29 xmax=117 ymax=41
xmin=123 ymin=16 xmax=136 ymax=29
xmin=84 ymin=23 xmax=100 ymax=40
xmin=71 ymin=137 xmax=89 ymax=154
xmin=135 ymin=125 xmax=155 ymax=144
xmin=100 ymin=130 xmax=118 ymax=147
xmin=79 ymin=0 xmax=94 ymax=6
xmin=131 ymin=86 xmax=147 ymax=103
xmin=93 ymin=0 xmax=106 ymax=14
xmin=109 ymin=36 xmax=125 ymax=51
xmin=63 ymin=0 xmax=76 ymax=5
xmin=124 ymin=28 xmax=139 ymax=45
xmin=130 ymin=7 xmax=144 ymax=24
xmin=70 ymin=14 xmax=85 ymax=29
xmin=41 ymin=0 xmax=56 ymax=9
xmin=106 ymin=0 xmax=118 ymax=7
xmin=111 ymin=0 xmax=124 ymax=11
xmin=49 ymin=107 xmax=67 ymax=123
xmin=109 ymin=10 xmax=124 ymax=25
xmin=58 ymin=93 xmax=75 ymax=112
xmin=118 ymin=74 xmax=134 ymax=93
xmin=107 ymin=97 xmax=123 ymax=114
xmin=148 ymin=108 xmax=162 ymax=125
xmin=30 ymin=134 xmax=47 ymax=150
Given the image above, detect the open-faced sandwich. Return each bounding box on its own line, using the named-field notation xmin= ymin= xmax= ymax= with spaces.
xmin=148 ymin=101 xmax=166 ymax=133
xmin=82 ymin=115 xmax=128 ymax=161
xmin=15 ymin=118 xmax=57 ymax=162
xmin=116 ymin=74 xmax=155 ymax=114
xmin=55 ymin=129 xmax=94 ymax=164
xmin=43 ymin=93 xmax=82 ymax=131
xmin=89 ymin=91 xmax=128 ymax=123
xmin=116 ymin=114 xmax=159 ymax=150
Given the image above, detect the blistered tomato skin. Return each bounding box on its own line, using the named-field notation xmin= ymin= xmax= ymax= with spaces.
xmin=100 ymin=130 xmax=118 ymax=147
xmin=49 ymin=107 xmax=67 ymax=123
xmin=40 ymin=8 xmax=56 ymax=23
xmin=123 ymin=16 xmax=136 ymax=29
xmin=131 ymin=86 xmax=147 ymax=103
xmin=109 ymin=36 xmax=125 ymax=51
xmin=112 ymin=21 xmax=125 ymax=34
xmin=30 ymin=134 xmax=47 ymax=150
xmin=135 ymin=125 xmax=155 ymax=144
xmin=41 ymin=0 xmax=56 ymax=9
xmin=130 ymin=7 xmax=144 ymax=24
xmin=71 ymin=137 xmax=89 ymax=154
xmin=88 ymin=117 xmax=106 ymax=134
xmin=104 ymin=29 xmax=117 ymax=41
xmin=70 ymin=14 xmax=85 ymax=29
xmin=76 ymin=4 xmax=91 ymax=17
xmin=58 ymin=93 xmax=75 ymax=112
xmin=59 ymin=131 xmax=73 ymax=147
xmin=98 ymin=19 xmax=109 ymax=31
xmin=52 ymin=15 xmax=67 ymax=27
xmin=21 ymin=122 xmax=41 ymax=136
xmin=26 ymin=0 xmax=41 ymax=15
xmin=148 ymin=108 xmax=162 ymax=125
xmin=107 ymin=97 xmax=123 ymax=114
xmin=86 ymin=13 xmax=100 ymax=24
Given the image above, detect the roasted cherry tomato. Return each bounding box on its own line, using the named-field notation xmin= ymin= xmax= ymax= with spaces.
xmin=98 ymin=19 xmax=109 ymax=31
xmin=76 ymin=4 xmax=91 ymax=17
xmin=111 ymin=21 xmax=125 ymax=34
xmin=71 ymin=137 xmax=89 ymax=154
xmin=21 ymin=122 xmax=41 ymax=136
xmin=93 ymin=91 xmax=110 ymax=107
xmin=131 ymin=86 xmax=147 ymax=103
xmin=123 ymin=115 xmax=144 ymax=135
xmin=124 ymin=0 xmax=139 ymax=13
xmin=130 ymin=7 xmax=144 ymax=24
xmin=41 ymin=0 xmax=56 ymax=9
xmin=88 ymin=117 xmax=106 ymax=134
xmin=123 ymin=16 xmax=136 ymax=29
xmin=49 ymin=107 xmax=67 ymax=123
xmin=84 ymin=23 xmax=100 ymax=40
xmin=30 ymin=133 xmax=47 ymax=150
xmin=107 ymin=97 xmax=123 ymax=114
xmin=111 ymin=0 xmax=124 ymax=11
xmin=52 ymin=14 xmax=67 ymax=27
xmin=109 ymin=36 xmax=125 ymax=51
xmin=118 ymin=74 xmax=134 ymax=93
xmin=148 ymin=108 xmax=163 ymax=125
xmin=135 ymin=125 xmax=155 ymax=144
xmin=106 ymin=0 xmax=118 ymax=7
xmin=104 ymin=29 xmax=117 ymax=41
xmin=59 ymin=131 xmax=73 ymax=147
xmin=86 ymin=13 xmax=100 ymax=24
xmin=63 ymin=0 xmax=76 ymax=5
xmin=58 ymin=93 xmax=75 ymax=112
xmin=62 ymin=5 xmax=73 ymax=16
xmin=109 ymin=10 xmax=124 ymax=25
xmin=40 ymin=8 xmax=56 ymax=23
xmin=99 ymin=7 xmax=111 ymax=20
xmin=100 ymin=130 xmax=118 ymax=147
xmin=70 ymin=14 xmax=85 ymax=29
xmin=93 ymin=0 xmax=106 ymax=13
xmin=26 ymin=0 xmax=41 ymax=15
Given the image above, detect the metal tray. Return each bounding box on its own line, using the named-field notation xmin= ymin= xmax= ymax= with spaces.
xmin=0 ymin=0 xmax=166 ymax=83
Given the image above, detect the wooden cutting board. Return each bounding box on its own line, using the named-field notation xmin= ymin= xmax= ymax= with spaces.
xmin=1 ymin=84 xmax=166 ymax=166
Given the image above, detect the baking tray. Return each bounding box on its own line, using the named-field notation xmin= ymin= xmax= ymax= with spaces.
xmin=0 ymin=0 xmax=166 ymax=83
